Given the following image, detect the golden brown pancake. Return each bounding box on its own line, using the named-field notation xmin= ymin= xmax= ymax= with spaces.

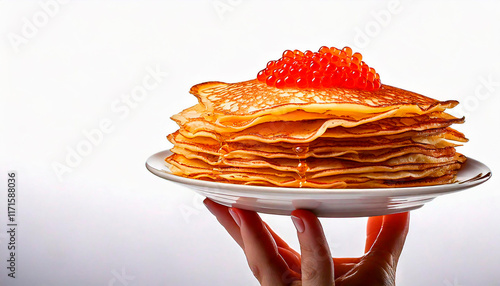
xmin=191 ymin=80 xmax=458 ymax=124
xmin=168 ymin=128 xmax=464 ymax=159
xmin=172 ymin=104 xmax=406 ymax=132
xmin=167 ymin=154 xmax=462 ymax=188
xmin=166 ymin=153 xmax=464 ymax=179
xmin=166 ymin=77 xmax=467 ymax=188
xmin=173 ymin=104 xmax=405 ymax=133
xmin=188 ymin=172 xmax=457 ymax=188
xmin=171 ymin=144 xmax=458 ymax=164
xmin=178 ymin=112 xmax=464 ymax=143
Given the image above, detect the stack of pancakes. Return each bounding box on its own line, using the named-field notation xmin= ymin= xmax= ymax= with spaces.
xmin=166 ymin=79 xmax=467 ymax=188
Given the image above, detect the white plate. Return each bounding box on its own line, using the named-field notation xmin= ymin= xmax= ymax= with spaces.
xmin=146 ymin=150 xmax=492 ymax=217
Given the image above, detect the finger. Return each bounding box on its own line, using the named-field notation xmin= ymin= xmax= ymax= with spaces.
xmin=233 ymin=208 xmax=295 ymax=286
xmin=263 ymin=222 xmax=301 ymax=273
xmin=365 ymin=215 xmax=384 ymax=253
xmin=263 ymin=222 xmax=302 ymax=273
xmin=367 ymin=212 xmax=410 ymax=267
xmin=203 ymin=198 xmax=243 ymax=248
xmin=291 ymin=209 xmax=334 ymax=286
xmin=264 ymin=222 xmax=301 ymax=258
xmin=278 ymin=246 xmax=302 ymax=274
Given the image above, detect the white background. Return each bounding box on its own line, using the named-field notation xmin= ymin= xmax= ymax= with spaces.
xmin=1 ymin=0 xmax=499 ymax=285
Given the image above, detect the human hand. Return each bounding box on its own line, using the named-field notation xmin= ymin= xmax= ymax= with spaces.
xmin=204 ymin=199 xmax=409 ymax=286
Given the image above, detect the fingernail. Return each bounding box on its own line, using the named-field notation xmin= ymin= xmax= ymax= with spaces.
xmin=291 ymin=215 xmax=305 ymax=233
xmin=229 ymin=208 xmax=241 ymax=227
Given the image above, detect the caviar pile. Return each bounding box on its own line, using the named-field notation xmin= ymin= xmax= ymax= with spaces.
xmin=257 ymin=46 xmax=381 ymax=91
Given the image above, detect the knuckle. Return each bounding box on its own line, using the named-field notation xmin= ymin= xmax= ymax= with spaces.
xmin=314 ymin=245 xmax=331 ymax=261
xmin=302 ymin=243 xmax=330 ymax=261
xmin=366 ymin=249 xmax=396 ymax=267
xmin=301 ymin=265 xmax=319 ymax=281
xmin=299 ymin=243 xmax=315 ymax=254
xmin=355 ymin=253 xmax=397 ymax=284
xmin=281 ymin=269 xmax=298 ymax=284
xmin=249 ymin=263 xmax=262 ymax=281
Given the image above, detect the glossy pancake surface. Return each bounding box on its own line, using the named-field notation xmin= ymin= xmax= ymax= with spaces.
xmin=165 ymin=77 xmax=467 ymax=188
xmin=191 ymin=79 xmax=458 ymax=124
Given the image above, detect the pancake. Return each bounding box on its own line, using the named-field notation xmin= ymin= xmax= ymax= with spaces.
xmin=171 ymin=146 xmax=460 ymax=167
xmin=188 ymin=172 xmax=457 ymax=188
xmin=164 ymin=47 xmax=467 ymax=188
xmin=167 ymin=154 xmax=462 ymax=188
xmin=166 ymin=152 xmax=464 ymax=179
xmin=177 ymin=112 xmax=464 ymax=143
xmin=173 ymin=104 xmax=404 ymax=134
xmin=168 ymin=128 xmax=464 ymax=159
xmin=191 ymin=80 xmax=458 ymax=125
xmin=171 ymin=144 xmax=457 ymax=163
xmin=172 ymin=104 xmax=405 ymax=132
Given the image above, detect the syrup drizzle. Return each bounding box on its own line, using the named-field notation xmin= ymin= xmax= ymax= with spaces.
xmin=215 ymin=136 xmax=228 ymax=176
xmin=293 ymin=144 xmax=310 ymax=187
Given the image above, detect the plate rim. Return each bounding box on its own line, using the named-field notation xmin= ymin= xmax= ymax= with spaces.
xmin=146 ymin=150 xmax=492 ymax=198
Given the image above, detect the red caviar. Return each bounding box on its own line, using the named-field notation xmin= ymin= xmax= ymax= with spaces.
xmin=256 ymin=46 xmax=381 ymax=91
